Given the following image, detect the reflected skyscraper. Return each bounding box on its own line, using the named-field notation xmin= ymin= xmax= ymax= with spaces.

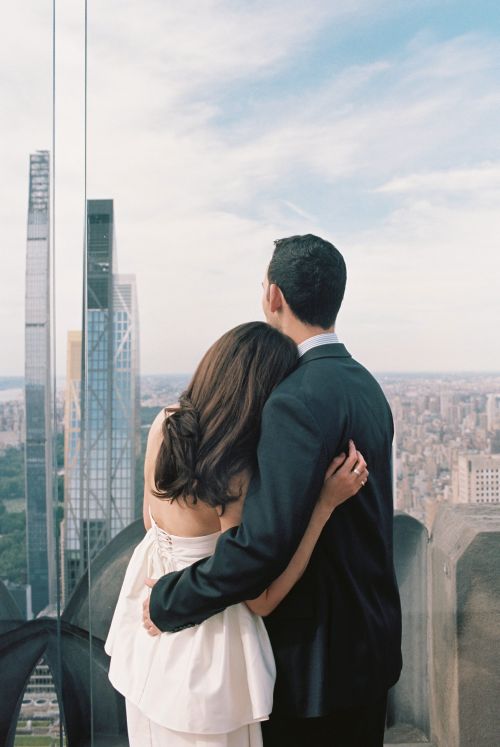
xmin=62 ymin=330 xmax=82 ymax=600
xmin=24 ymin=150 xmax=56 ymax=616
xmin=111 ymin=274 xmax=141 ymax=536
xmin=63 ymin=200 xmax=140 ymax=598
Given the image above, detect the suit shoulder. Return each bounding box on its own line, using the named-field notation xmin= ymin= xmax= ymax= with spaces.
xmin=267 ymin=363 xmax=311 ymax=402
xmin=276 ymin=353 xmax=391 ymax=416
xmin=349 ymin=356 xmax=391 ymax=401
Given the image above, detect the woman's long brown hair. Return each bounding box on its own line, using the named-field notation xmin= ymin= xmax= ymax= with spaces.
xmin=152 ymin=322 xmax=298 ymax=510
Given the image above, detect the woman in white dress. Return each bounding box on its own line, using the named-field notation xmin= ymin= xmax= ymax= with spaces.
xmin=104 ymin=322 xmax=368 ymax=747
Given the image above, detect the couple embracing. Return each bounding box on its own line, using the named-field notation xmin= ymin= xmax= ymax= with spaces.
xmin=105 ymin=234 xmax=402 ymax=747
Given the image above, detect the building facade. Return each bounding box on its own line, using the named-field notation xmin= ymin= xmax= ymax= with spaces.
xmin=456 ymin=453 xmax=500 ymax=504
xmin=486 ymin=393 xmax=500 ymax=432
xmin=63 ymin=200 xmax=140 ymax=599
xmin=24 ymin=150 xmax=56 ymax=617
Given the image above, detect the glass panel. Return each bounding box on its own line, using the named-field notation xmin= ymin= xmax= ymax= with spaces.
xmin=0 ymin=2 xmax=67 ymax=744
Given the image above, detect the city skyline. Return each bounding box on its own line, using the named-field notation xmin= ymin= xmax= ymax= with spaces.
xmin=381 ymin=372 xmax=500 ymax=527
xmin=1 ymin=1 xmax=500 ymax=377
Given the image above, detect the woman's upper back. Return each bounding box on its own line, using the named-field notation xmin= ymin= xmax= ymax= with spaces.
xmin=145 ymin=407 xmax=249 ymax=537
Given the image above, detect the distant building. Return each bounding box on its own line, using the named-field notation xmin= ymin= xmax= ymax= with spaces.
xmin=15 ymin=657 xmax=61 ymax=741
xmin=486 ymin=394 xmax=500 ymax=432
xmin=80 ymin=199 xmax=117 ymax=568
xmin=456 ymin=453 xmax=500 ymax=504
xmin=24 ymin=150 xmax=56 ymax=616
xmin=63 ymin=201 xmax=140 ymax=598
xmin=3 ymin=580 xmax=31 ymax=620
xmin=0 ymin=431 xmax=21 ymax=451
xmin=490 ymin=430 xmax=500 ymax=455
xmin=0 ymin=399 xmax=24 ymax=451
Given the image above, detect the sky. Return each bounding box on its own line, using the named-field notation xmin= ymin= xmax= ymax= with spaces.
xmin=1 ymin=0 xmax=500 ymax=375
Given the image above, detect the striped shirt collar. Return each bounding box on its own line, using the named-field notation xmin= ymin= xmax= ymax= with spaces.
xmin=297 ymin=331 xmax=340 ymax=358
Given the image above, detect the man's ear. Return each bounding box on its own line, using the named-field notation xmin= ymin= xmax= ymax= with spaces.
xmin=269 ymin=284 xmax=284 ymax=314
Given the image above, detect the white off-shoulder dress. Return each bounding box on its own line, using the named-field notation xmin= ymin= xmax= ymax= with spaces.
xmin=104 ymin=506 xmax=276 ymax=746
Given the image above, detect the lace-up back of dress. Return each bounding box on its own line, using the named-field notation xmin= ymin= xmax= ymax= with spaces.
xmin=148 ymin=504 xmax=220 ymax=571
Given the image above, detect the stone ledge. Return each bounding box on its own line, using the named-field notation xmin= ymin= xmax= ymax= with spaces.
xmin=384 ymin=723 xmax=432 ymax=744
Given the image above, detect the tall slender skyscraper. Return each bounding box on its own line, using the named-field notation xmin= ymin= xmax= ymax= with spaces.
xmin=63 ymin=200 xmax=140 ymax=597
xmin=24 ymin=150 xmax=56 ymax=617
xmin=81 ymin=199 xmax=116 ymax=566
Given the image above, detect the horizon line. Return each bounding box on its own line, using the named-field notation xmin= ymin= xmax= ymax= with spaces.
xmin=1 ymin=369 xmax=500 ymax=381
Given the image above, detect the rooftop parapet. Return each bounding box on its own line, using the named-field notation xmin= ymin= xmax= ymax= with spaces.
xmin=1 ymin=506 xmax=499 ymax=745
xmin=429 ymin=504 xmax=500 ymax=747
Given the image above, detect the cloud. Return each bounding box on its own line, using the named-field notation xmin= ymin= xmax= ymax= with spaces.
xmin=375 ymin=163 xmax=500 ymax=197
xmin=1 ymin=3 xmax=499 ymax=374
xmin=340 ymin=189 xmax=500 ymax=371
xmin=86 ymin=0 xmax=391 ymax=96
xmin=280 ymin=200 xmax=317 ymax=222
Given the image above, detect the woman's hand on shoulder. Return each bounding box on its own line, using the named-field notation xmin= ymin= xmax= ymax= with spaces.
xmin=317 ymin=440 xmax=368 ymax=516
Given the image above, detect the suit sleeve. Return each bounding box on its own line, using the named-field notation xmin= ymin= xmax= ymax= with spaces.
xmin=149 ymin=390 xmax=330 ymax=632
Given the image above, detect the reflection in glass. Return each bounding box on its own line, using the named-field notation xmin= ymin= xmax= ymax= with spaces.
xmin=0 ymin=3 xmax=63 ymax=745
xmin=15 ymin=655 xmax=66 ymax=745
xmin=62 ymin=330 xmax=82 ymax=603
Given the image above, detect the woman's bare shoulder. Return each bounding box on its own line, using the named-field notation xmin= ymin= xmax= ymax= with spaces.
xmin=149 ymin=404 xmax=179 ymax=440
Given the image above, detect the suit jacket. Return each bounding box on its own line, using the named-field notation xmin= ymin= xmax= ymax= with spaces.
xmin=149 ymin=344 xmax=402 ymax=717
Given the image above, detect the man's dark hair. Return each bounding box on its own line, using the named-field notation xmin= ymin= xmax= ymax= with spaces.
xmin=268 ymin=234 xmax=346 ymax=328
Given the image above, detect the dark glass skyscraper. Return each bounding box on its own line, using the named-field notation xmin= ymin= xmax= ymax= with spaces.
xmin=63 ymin=200 xmax=140 ymax=599
xmin=81 ymin=199 xmax=116 ymax=565
xmin=24 ymin=150 xmax=56 ymax=617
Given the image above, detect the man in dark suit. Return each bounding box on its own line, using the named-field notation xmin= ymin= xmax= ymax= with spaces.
xmin=145 ymin=234 xmax=402 ymax=746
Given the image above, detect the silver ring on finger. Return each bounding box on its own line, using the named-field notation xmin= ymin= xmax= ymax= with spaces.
xmin=353 ymin=467 xmax=361 ymax=476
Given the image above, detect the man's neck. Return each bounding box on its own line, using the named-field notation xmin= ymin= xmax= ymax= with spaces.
xmin=282 ymin=322 xmax=335 ymax=346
